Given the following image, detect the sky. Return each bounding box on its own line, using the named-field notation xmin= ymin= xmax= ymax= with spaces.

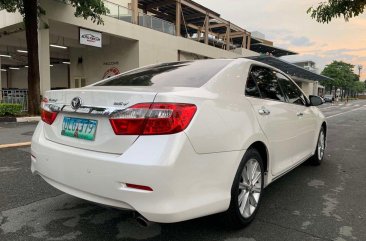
xmin=195 ymin=0 xmax=366 ymax=79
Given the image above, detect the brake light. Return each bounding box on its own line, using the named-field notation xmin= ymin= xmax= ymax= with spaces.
xmin=126 ymin=183 xmax=153 ymax=191
xmin=40 ymin=98 xmax=57 ymax=125
xmin=110 ymin=103 xmax=197 ymax=135
xmin=41 ymin=109 xmax=58 ymax=125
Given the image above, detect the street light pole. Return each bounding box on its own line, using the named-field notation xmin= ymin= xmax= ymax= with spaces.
xmin=358 ymin=65 xmax=363 ymax=79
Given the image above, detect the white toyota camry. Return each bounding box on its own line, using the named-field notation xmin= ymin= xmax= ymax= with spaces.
xmin=31 ymin=58 xmax=326 ymax=228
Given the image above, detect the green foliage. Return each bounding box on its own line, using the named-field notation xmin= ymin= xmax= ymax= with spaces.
xmin=352 ymin=81 xmax=366 ymax=93
xmin=308 ymin=0 xmax=366 ymax=23
xmin=0 ymin=0 xmax=23 ymax=14
xmin=321 ymin=61 xmax=365 ymax=95
xmin=0 ymin=0 xmax=109 ymax=24
xmin=321 ymin=61 xmax=354 ymax=89
xmin=66 ymin=0 xmax=109 ymax=25
xmin=0 ymin=103 xmax=23 ymax=116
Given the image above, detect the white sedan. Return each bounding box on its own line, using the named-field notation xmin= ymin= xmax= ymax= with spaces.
xmin=31 ymin=58 xmax=326 ymax=228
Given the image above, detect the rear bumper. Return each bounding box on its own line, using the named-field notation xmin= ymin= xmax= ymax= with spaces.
xmin=31 ymin=122 xmax=244 ymax=223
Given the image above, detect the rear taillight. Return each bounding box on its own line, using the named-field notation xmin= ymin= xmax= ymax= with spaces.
xmin=110 ymin=103 xmax=197 ymax=135
xmin=41 ymin=109 xmax=58 ymax=125
xmin=41 ymin=99 xmax=58 ymax=125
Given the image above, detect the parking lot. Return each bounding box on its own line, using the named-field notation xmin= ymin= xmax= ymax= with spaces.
xmin=1 ymin=100 xmax=366 ymax=241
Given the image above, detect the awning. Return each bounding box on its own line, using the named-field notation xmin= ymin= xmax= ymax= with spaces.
xmin=246 ymin=56 xmax=332 ymax=82
xmin=250 ymin=43 xmax=297 ymax=57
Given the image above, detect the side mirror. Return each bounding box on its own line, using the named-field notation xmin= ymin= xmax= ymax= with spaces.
xmin=309 ymin=95 xmax=323 ymax=106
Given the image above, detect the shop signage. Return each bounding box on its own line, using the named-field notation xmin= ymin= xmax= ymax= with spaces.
xmin=103 ymin=61 xmax=119 ymax=66
xmin=103 ymin=67 xmax=120 ymax=79
xmin=80 ymin=28 xmax=102 ymax=48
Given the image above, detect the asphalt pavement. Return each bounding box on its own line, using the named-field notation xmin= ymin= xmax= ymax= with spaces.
xmin=1 ymin=100 xmax=366 ymax=241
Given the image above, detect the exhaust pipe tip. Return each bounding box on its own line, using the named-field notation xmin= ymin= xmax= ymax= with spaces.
xmin=134 ymin=213 xmax=152 ymax=227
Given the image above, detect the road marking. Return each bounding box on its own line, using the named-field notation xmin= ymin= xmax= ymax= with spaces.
xmin=326 ymin=106 xmax=365 ymax=119
xmin=321 ymin=106 xmax=338 ymax=110
xmin=0 ymin=142 xmax=31 ymax=149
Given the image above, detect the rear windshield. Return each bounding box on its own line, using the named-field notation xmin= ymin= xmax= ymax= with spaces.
xmin=95 ymin=60 xmax=232 ymax=88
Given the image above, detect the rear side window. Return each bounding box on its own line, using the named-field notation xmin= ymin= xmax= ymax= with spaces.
xmin=250 ymin=66 xmax=286 ymax=102
xmin=95 ymin=60 xmax=233 ymax=88
xmin=245 ymin=73 xmax=261 ymax=98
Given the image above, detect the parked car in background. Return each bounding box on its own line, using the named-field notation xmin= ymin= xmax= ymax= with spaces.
xmin=31 ymin=59 xmax=326 ymax=228
xmin=323 ymin=95 xmax=333 ymax=103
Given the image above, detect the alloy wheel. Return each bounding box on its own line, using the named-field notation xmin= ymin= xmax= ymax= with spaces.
xmin=238 ymin=158 xmax=262 ymax=218
xmin=317 ymin=130 xmax=325 ymax=160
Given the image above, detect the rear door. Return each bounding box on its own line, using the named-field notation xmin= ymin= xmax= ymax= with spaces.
xmin=245 ymin=66 xmax=300 ymax=176
xmin=275 ymin=72 xmax=317 ymax=162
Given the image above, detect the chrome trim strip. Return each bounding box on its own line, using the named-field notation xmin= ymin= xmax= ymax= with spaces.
xmin=47 ymin=104 xmax=124 ymax=116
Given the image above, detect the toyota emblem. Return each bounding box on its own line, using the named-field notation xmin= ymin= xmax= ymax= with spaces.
xmin=71 ymin=97 xmax=82 ymax=110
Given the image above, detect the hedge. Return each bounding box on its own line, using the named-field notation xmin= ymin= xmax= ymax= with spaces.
xmin=0 ymin=103 xmax=23 ymax=117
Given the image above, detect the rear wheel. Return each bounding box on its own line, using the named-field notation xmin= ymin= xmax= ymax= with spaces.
xmin=309 ymin=127 xmax=326 ymax=165
xmin=224 ymin=148 xmax=264 ymax=228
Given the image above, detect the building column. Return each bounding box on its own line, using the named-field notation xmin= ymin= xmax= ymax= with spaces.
xmin=131 ymin=0 xmax=138 ymax=24
xmin=246 ymin=32 xmax=251 ymax=49
xmin=225 ymin=24 xmax=230 ymax=50
xmin=176 ymin=0 xmax=181 ymax=36
xmin=196 ymin=27 xmax=202 ymax=42
xmin=242 ymin=32 xmax=247 ymax=49
xmin=0 ymin=57 xmax=2 ymax=101
xmin=204 ymin=14 xmax=209 ymax=44
xmin=38 ymin=22 xmax=51 ymax=96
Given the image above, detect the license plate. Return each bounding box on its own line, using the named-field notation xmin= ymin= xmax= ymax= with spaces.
xmin=61 ymin=117 xmax=98 ymax=141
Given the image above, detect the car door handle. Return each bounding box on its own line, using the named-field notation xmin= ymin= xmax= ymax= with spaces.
xmin=258 ymin=108 xmax=271 ymax=115
xmin=297 ymin=112 xmax=304 ymax=117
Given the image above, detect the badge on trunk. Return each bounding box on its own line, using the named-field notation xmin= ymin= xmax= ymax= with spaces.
xmin=71 ymin=97 xmax=82 ymax=110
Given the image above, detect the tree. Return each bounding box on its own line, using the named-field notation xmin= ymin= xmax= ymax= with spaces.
xmin=308 ymin=0 xmax=366 ymax=23
xmin=321 ymin=61 xmax=356 ymax=97
xmin=0 ymin=0 xmax=108 ymax=115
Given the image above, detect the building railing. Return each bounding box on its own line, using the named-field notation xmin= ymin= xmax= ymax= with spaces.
xmin=138 ymin=12 xmax=176 ymax=35
xmin=0 ymin=89 xmax=28 ymax=112
xmin=103 ymin=1 xmax=175 ymax=35
xmin=104 ymin=1 xmax=132 ymax=23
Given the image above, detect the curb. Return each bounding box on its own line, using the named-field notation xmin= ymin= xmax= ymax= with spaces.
xmin=16 ymin=116 xmax=41 ymax=123
xmin=0 ymin=116 xmax=40 ymax=123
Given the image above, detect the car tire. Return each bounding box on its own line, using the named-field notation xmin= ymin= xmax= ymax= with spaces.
xmin=224 ymin=148 xmax=264 ymax=229
xmin=309 ymin=127 xmax=326 ymax=166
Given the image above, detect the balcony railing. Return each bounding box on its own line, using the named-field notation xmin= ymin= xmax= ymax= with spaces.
xmin=104 ymin=1 xmax=175 ymax=35
xmin=1 ymin=89 xmax=28 ymax=112
xmin=138 ymin=12 xmax=176 ymax=35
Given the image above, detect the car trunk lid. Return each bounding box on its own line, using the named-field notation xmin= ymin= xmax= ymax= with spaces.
xmin=42 ymin=87 xmax=157 ymax=154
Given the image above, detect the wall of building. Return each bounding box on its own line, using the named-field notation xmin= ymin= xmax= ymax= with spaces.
xmin=69 ymin=37 xmax=139 ymax=87
xmin=1 ymin=0 xmax=259 ymax=92
xmin=40 ymin=0 xmax=257 ymax=62
xmin=8 ymin=68 xmax=28 ymax=89
xmin=1 ymin=72 xmax=7 ymax=88
xmin=51 ymin=64 xmax=69 ymax=89
xmin=0 ymin=10 xmax=22 ymax=29
xmin=294 ymin=78 xmax=315 ymax=96
xmin=301 ymin=82 xmax=314 ymax=96
xmin=1 ymin=65 xmax=68 ymax=89
xmin=179 ymin=51 xmax=208 ymax=61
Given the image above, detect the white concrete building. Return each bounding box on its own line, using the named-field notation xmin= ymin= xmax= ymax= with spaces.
xmin=293 ymin=60 xmax=325 ymax=96
xmin=293 ymin=61 xmax=319 ymax=74
xmin=1 ymin=0 xmax=327 ymax=110
xmin=0 ymin=0 xmax=259 ymax=100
